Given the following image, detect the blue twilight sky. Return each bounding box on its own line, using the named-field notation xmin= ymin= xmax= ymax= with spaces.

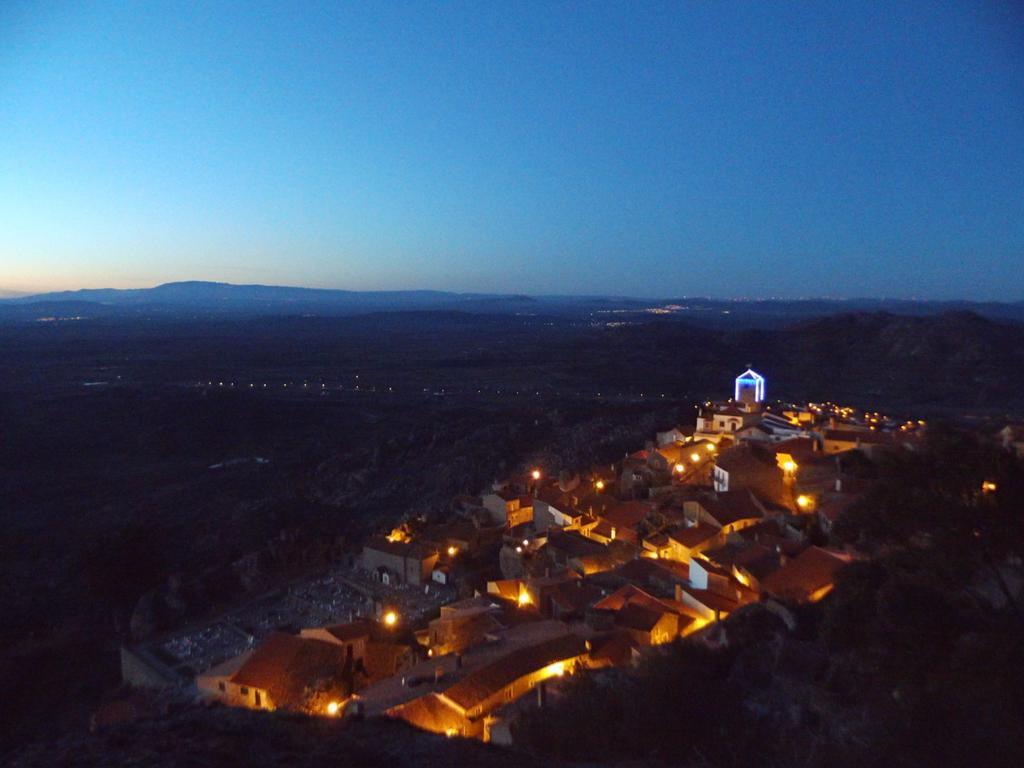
xmin=1 ymin=1 xmax=1023 ymax=299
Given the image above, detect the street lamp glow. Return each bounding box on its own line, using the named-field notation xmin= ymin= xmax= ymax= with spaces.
xmin=796 ymin=495 xmax=811 ymax=509
xmin=447 ymin=545 xmax=457 ymax=556
xmin=531 ymin=469 xmax=541 ymax=480
xmin=674 ymin=463 xmax=685 ymax=474
xmin=326 ymin=701 xmax=340 ymax=716
xmin=382 ymin=610 xmax=398 ymax=627
xmin=595 ymin=479 xmax=605 ymax=491
xmin=690 ymin=453 xmax=701 ymax=463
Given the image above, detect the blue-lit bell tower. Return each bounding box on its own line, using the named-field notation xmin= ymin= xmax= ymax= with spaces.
xmin=734 ymin=368 xmax=765 ymax=405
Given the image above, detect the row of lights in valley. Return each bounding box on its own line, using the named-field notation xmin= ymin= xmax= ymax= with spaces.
xmin=196 ymin=380 xmax=682 ymax=400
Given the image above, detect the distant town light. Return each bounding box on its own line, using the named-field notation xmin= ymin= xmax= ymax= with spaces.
xmin=706 ymin=443 xmax=716 ymax=453
xmin=531 ymin=469 xmax=541 ymax=480
xmin=796 ymin=495 xmax=811 ymax=509
xmin=981 ymin=481 xmax=997 ymax=494
xmin=595 ymin=479 xmax=605 ymax=491
xmin=326 ymin=701 xmax=340 ymax=716
xmin=674 ymin=463 xmax=685 ymax=474
xmin=690 ymin=453 xmax=701 ymax=463
xmin=447 ymin=545 xmax=458 ymax=557
xmin=383 ymin=610 xmax=398 ymax=627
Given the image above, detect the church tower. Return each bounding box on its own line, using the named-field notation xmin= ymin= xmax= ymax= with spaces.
xmin=734 ymin=368 xmax=765 ymax=407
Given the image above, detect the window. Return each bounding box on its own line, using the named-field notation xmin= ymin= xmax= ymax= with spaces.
xmin=218 ymin=682 xmax=226 ymax=693
xmin=240 ymin=686 xmax=249 ymax=696
xmin=254 ymin=691 xmax=262 ymax=707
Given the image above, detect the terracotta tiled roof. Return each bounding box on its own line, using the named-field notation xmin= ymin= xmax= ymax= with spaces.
xmin=588 ymin=630 xmax=637 ymax=667
xmin=677 ymin=586 xmax=747 ymax=615
xmin=699 ymin=490 xmax=764 ymax=527
xmin=735 ymin=523 xmax=807 ymax=557
xmin=535 ymin=485 xmax=573 ymax=508
xmin=546 ymin=528 xmax=606 ymax=559
xmin=442 ymin=634 xmax=587 ymax=711
xmin=769 ymin=437 xmax=820 ymax=461
xmin=616 ymin=603 xmax=666 ymax=632
xmin=732 ymin=544 xmax=783 ymax=580
xmin=602 ymin=500 xmax=654 ymax=530
xmin=548 ymin=581 xmax=604 ymax=614
xmin=667 ymin=522 xmax=720 ymax=548
xmin=230 ymin=633 xmax=348 ymax=710
xmin=592 ymin=583 xmax=695 ymax=624
xmin=760 ymin=546 xmax=850 ymax=602
xmin=714 ymin=444 xmax=778 ymax=475
xmin=388 ymin=693 xmax=467 ymax=734
xmin=323 ymin=621 xmax=373 ymax=643
xmin=822 ymin=429 xmax=893 ymax=445
xmin=690 ymin=556 xmax=732 ymax=579
xmin=609 ymin=557 xmax=664 ymax=585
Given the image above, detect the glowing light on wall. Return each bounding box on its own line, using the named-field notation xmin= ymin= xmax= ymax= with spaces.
xmin=546 ymin=661 xmax=566 ymax=677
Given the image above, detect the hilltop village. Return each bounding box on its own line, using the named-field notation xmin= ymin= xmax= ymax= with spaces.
xmin=118 ymin=368 xmax=943 ymax=744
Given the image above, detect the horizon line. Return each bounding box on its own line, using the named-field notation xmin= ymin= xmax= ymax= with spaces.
xmin=1 ymin=279 xmax=1021 ymax=305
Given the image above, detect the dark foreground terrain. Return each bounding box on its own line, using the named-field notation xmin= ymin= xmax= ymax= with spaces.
xmin=8 ymin=707 xmax=566 ymax=768
xmin=6 ymin=427 xmax=1024 ymax=768
xmin=1 ymin=305 xmax=1023 ymax=758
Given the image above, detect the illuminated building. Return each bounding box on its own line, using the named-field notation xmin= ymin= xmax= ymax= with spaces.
xmin=734 ymin=368 xmax=766 ymax=405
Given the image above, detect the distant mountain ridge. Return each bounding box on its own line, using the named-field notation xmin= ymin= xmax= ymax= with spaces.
xmin=1 ymin=280 xmax=1022 ymax=324
xmin=5 ymin=280 xmax=526 ymax=306
xmin=0 ymin=281 xmax=547 ymax=319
